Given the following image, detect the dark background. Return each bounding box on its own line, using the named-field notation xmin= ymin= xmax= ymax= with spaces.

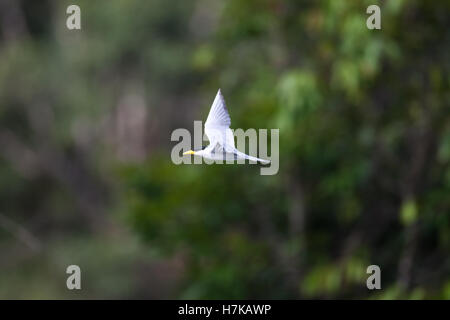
xmin=0 ymin=0 xmax=449 ymax=299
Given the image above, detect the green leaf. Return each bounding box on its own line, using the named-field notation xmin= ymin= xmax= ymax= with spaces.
xmin=400 ymin=199 xmax=418 ymax=226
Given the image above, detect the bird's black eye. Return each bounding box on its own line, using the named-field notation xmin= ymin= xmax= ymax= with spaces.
xmin=194 ymin=146 xmax=208 ymax=151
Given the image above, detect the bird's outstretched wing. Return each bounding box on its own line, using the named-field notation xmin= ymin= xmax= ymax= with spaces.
xmin=205 ymin=89 xmax=231 ymax=128
xmin=204 ymin=89 xmax=235 ymax=152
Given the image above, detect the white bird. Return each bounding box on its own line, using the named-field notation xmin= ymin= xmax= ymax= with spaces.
xmin=183 ymin=89 xmax=270 ymax=164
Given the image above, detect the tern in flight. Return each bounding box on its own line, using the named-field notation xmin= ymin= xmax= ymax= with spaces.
xmin=183 ymin=89 xmax=270 ymax=164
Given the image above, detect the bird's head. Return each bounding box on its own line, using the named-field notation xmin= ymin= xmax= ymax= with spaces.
xmin=183 ymin=146 xmax=207 ymax=156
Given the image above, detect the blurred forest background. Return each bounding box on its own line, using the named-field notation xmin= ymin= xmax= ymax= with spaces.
xmin=0 ymin=0 xmax=449 ymax=299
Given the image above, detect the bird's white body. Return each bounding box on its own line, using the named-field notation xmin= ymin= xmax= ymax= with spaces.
xmin=184 ymin=89 xmax=270 ymax=165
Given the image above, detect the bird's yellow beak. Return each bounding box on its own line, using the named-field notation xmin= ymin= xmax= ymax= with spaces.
xmin=183 ymin=150 xmax=195 ymax=155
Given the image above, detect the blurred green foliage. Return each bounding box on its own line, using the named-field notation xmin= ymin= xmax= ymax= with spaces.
xmin=0 ymin=0 xmax=449 ymax=299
